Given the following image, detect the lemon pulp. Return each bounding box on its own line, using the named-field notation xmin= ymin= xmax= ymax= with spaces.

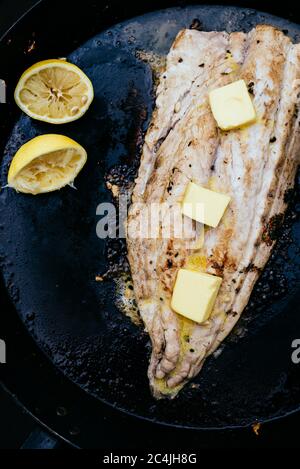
xmin=7 ymin=134 xmax=87 ymax=195
xmin=14 ymin=60 xmax=94 ymax=124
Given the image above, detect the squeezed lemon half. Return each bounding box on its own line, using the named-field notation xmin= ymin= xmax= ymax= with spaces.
xmin=14 ymin=59 xmax=94 ymax=124
xmin=7 ymin=134 xmax=87 ymax=195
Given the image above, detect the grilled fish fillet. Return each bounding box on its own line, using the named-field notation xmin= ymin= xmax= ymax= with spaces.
xmin=127 ymin=25 xmax=300 ymax=398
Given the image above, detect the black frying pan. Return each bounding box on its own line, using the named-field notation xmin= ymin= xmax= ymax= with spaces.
xmin=1 ymin=0 xmax=300 ymax=448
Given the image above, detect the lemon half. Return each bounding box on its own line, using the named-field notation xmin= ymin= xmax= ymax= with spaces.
xmin=7 ymin=134 xmax=87 ymax=195
xmin=14 ymin=60 xmax=94 ymax=124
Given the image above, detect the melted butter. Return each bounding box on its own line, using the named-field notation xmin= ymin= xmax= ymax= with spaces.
xmin=115 ymin=273 xmax=142 ymax=326
xmin=207 ymin=176 xmax=218 ymax=191
xmin=240 ymin=126 xmax=249 ymax=143
xmin=186 ymin=254 xmax=207 ymax=271
xmin=135 ymin=50 xmax=166 ymax=87
xmin=153 ymin=378 xmax=177 ymax=395
xmin=225 ymin=52 xmax=240 ymax=73
xmin=165 ymin=316 xmax=196 ymax=383
xmin=256 ymin=114 xmax=266 ymax=126
xmin=179 ymin=316 xmax=195 ymax=352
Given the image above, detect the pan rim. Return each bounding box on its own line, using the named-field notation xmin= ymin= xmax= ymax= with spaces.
xmin=1 ymin=0 xmax=300 ymax=436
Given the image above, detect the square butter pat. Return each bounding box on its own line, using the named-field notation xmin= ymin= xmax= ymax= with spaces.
xmin=182 ymin=181 xmax=230 ymax=228
xmin=171 ymin=269 xmax=222 ymax=324
xmin=209 ymin=79 xmax=256 ymax=130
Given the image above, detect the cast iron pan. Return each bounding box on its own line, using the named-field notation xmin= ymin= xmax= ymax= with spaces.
xmin=1 ymin=0 xmax=300 ymax=447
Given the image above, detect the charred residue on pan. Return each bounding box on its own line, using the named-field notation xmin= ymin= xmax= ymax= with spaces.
xmin=102 ymin=52 xmax=162 ymax=322
xmin=135 ymin=50 xmax=166 ymax=88
xmin=262 ymin=213 xmax=285 ymax=246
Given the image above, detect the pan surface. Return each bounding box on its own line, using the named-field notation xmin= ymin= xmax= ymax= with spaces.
xmin=1 ymin=4 xmax=300 ymax=429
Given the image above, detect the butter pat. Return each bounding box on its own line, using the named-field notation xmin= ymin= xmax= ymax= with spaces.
xmin=209 ymin=79 xmax=256 ymax=130
xmin=182 ymin=181 xmax=230 ymax=228
xmin=171 ymin=269 xmax=222 ymax=324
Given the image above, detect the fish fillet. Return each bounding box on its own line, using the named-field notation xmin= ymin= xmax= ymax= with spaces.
xmin=126 ymin=25 xmax=300 ymax=398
